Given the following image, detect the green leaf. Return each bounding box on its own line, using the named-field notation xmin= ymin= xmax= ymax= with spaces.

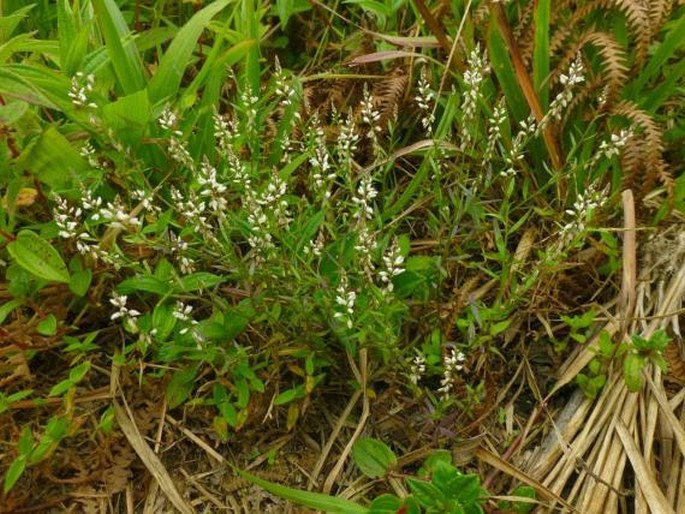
xmin=274 ymin=385 xmax=305 ymax=406
xmin=487 ymin=17 xmax=527 ymax=121
xmin=37 ymin=314 xmax=57 ymax=336
xmin=92 ymin=0 xmax=146 ymax=94
xmin=407 ymin=477 xmax=443 ymax=508
xmin=235 ymin=467 xmax=368 ymax=514
xmin=631 ymin=12 xmax=685 ymax=96
xmin=0 ymin=298 xmax=23 ymax=324
xmin=623 ymin=353 xmax=645 ymax=392
xmin=3 ymin=456 xmax=27 ymax=494
xmin=0 ymin=390 xmax=32 ymax=415
xmin=102 ymin=89 xmax=151 ymax=144
xmin=117 ymin=275 xmax=171 ymax=295
xmin=49 ymin=378 xmax=74 ymax=397
xmin=213 ymin=384 xmax=237 ymax=427
xmin=152 ymin=302 xmax=177 ymax=341
xmin=0 ymin=99 xmax=28 ymax=123
xmin=352 ymin=437 xmax=397 ymax=478
xmin=147 ymin=0 xmax=232 ymax=103
xmin=69 ymin=361 xmax=91 ymax=383
xmin=368 ymin=494 xmax=403 ymax=514
xmin=418 ymin=450 xmax=453 ymax=478
xmin=533 ymin=0 xmax=550 ymax=110
xmin=175 ymin=272 xmax=226 ymax=293
xmin=69 ymin=268 xmax=93 ymax=297
xmin=7 ymin=230 xmax=70 ymax=283
xmin=18 ymin=426 xmax=33 ymax=455
xmin=17 ymin=126 xmax=87 ymax=190
xmin=166 ymin=366 xmax=198 ymax=409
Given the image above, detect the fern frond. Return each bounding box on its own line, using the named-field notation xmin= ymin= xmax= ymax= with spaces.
xmin=612 ymin=100 xmax=672 ymax=198
xmin=372 ymin=69 xmax=409 ymax=127
xmin=551 ymin=30 xmax=628 ymax=105
xmin=647 ymin=0 xmax=674 ymax=36
xmin=610 ymin=0 xmax=651 ymax=65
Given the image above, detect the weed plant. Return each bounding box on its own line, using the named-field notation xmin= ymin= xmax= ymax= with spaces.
xmin=0 ymin=0 xmax=683 ymax=510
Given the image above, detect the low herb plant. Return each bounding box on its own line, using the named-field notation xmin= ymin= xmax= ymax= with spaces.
xmin=0 ymin=0 xmax=683 ymax=506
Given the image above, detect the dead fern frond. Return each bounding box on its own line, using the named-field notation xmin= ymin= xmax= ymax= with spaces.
xmin=664 ymin=339 xmax=685 ymax=384
xmin=612 ymin=100 xmax=672 ymax=199
xmin=610 ymin=0 xmax=651 ymax=65
xmin=552 ymin=30 xmax=628 ymax=104
xmin=647 ymin=0 xmax=674 ymax=37
xmin=372 ymin=69 xmax=409 ymax=127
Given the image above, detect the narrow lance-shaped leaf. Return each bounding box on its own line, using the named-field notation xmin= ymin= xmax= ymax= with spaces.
xmin=92 ymin=0 xmax=146 ymax=94
xmin=533 ymin=0 xmax=551 ymax=110
xmin=147 ymin=0 xmax=232 ymax=104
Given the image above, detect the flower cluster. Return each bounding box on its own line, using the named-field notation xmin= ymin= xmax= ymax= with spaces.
xmin=437 ymin=348 xmax=466 ymax=400
xmin=173 ymin=301 xmax=198 ymax=335
xmin=378 ymin=239 xmax=405 ymax=294
xmin=336 ymin=109 xmax=360 ymax=164
xmin=415 ymin=69 xmax=436 ymax=136
xmin=169 ymin=231 xmax=195 ymax=274
xmin=110 ymin=292 xmax=141 ymax=330
xmin=95 ymin=197 xmax=141 ymax=230
xmin=360 ymin=84 xmax=382 ymax=154
xmin=483 ymin=98 xmax=507 ymax=165
xmin=503 ymin=115 xmax=536 ymax=177
xmin=274 ymin=57 xmax=296 ymax=108
xmin=197 ymin=159 xmax=229 ymax=214
xmin=352 ymin=175 xmax=378 ymax=222
xmin=309 ymin=121 xmax=335 ymax=200
xmin=597 ymin=128 xmax=632 ymax=161
xmin=558 ymin=181 xmax=609 ymax=246
xmin=461 ymin=44 xmax=489 ymax=147
xmin=53 ymin=195 xmax=83 ymax=240
xmin=409 ymin=351 xmax=426 ymax=385
xmin=539 ymin=54 xmax=585 ymax=130
xmin=69 ymin=72 xmax=97 ymax=109
xmin=333 ymin=273 xmax=357 ymax=329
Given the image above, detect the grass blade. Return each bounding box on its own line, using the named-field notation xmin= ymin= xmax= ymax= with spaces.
xmin=533 ymin=0 xmax=550 ymax=110
xmin=487 ymin=14 xmax=527 ymax=121
xmin=92 ymin=0 xmax=146 ymax=95
xmin=235 ymin=468 xmax=368 ymax=514
xmin=147 ymin=0 xmax=232 ymax=104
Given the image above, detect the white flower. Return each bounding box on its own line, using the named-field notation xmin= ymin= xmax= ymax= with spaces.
xmin=437 ymin=348 xmax=466 ymax=400
xmin=378 ymin=239 xmax=405 ymax=293
xmin=333 ymin=274 xmax=356 ymax=329
xmin=69 ymin=72 xmax=97 ymax=108
xmin=409 ymin=351 xmax=426 ymax=385
xmin=97 ymin=197 xmax=141 ymax=230
xmin=352 ymin=175 xmax=378 ymax=221
xmin=415 ymin=68 xmax=435 ymax=135
xmin=110 ymin=293 xmax=141 ymax=321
